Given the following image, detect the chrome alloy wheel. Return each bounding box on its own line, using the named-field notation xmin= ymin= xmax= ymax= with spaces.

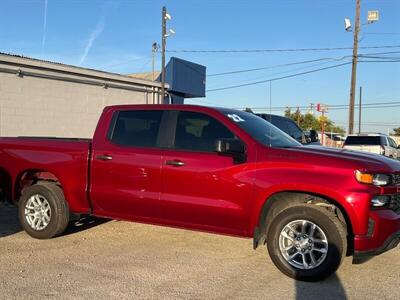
xmin=24 ymin=194 xmax=52 ymax=231
xmin=278 ymin=220 xmax=328 ymax=270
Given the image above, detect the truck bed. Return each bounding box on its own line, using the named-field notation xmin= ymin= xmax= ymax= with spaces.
xmin=17 ymin=136 xmax=92 ymax=142
xmin=0 ymin=136 xmax=92 ymax=213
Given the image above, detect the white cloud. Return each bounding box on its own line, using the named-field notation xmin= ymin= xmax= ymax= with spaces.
xmin=79 ymin=19 xmax=105 ymax=66
xmin=78 ymin=0 xmax=114 ymax=66
xmin=41 ymin=0 xmax=48 ymax=51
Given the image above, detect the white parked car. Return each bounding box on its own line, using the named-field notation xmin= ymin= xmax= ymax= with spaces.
xmin=343 ymin=134 xmax=400 ymax=159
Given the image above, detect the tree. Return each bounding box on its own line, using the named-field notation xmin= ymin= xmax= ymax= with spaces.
xmin=284 ymin=107 xmax=292 ymax=118
xmin=284 ymin=110 xmax=345 ymax=134
xmin=393 ymin=127 xmax=400 ymax=136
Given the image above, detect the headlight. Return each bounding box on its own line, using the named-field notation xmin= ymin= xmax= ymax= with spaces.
xmin=355 ymin=171 xmax=391 ymax=186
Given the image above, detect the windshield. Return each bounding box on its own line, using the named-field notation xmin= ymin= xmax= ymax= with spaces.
xmin=218 ymin=109 xmax=301 ymax=148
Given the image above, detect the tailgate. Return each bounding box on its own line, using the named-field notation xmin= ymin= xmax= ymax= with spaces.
xmin=344 ymin=145 xmax=381 ymax=154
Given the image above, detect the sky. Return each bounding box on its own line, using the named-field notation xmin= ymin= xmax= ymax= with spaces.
xmin=0 ymin=0 xmax=399 ymax=133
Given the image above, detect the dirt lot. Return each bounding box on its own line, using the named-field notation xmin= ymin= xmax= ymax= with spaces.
xmin=0 ymin=202 xmax=399 ymax=300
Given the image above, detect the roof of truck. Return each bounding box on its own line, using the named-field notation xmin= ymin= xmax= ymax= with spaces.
xmin=347 ymin=133 xmax=387 ymax=137
xmin=103 ymin=104 xmax=241 ymax=113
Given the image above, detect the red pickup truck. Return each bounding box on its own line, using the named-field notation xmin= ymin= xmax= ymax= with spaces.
xmin=0 ymin=105 xmax=399 ymax=281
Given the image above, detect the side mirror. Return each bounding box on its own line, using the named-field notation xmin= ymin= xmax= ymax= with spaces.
xmin=215 ymin=138 xmax=246 ymax=163
xmin=309 ymin=130 xmax=319 ymax=142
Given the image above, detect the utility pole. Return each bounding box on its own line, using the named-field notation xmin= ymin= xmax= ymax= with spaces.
xmin=296 ymin=107 xmax=301 ymax=125
xmin=348 ymin=0 xmax=361 ymax=134
xmin=161 ymin=6 xmax=167 ymax=104
xmin=317 ymin=104 xmax=328 ymax=146
xmin=321 ymin=111 xmax=326 ymax=146
xmin=358 ymin=86 xmax=362 ymax=134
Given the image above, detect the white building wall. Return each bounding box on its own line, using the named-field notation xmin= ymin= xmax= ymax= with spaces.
xmin=0 ymin=54 xmax=163 ymax=138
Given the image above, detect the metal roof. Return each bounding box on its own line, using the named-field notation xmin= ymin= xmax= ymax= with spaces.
xmin=0 ymin=52 xmax=164 ymax=88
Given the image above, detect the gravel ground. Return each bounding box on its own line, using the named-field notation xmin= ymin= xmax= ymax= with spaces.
xmin=0 ymin=202 xmax=399 ymax=300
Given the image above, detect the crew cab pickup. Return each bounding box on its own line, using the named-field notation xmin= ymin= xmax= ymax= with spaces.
xmin=343 ymin=133 xmax=400 ymax=160
xmin=0 ymin=105 xmax=399 ymax=281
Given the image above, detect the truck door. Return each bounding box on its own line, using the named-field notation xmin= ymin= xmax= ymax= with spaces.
xmin=160 ymin=110 xmax=255 ymax=234
xmin=90 ymin=110 xmax=165 ymax=220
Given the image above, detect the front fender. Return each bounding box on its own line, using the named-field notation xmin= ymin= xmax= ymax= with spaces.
xmin=249 ymin=167 xmax=374 ymax=236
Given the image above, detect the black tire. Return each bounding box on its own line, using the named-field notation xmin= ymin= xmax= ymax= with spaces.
xmin=266 ymin=204 xmax=347 ymax=281
xmin=18 ymin=182 xmax=69 ymax=239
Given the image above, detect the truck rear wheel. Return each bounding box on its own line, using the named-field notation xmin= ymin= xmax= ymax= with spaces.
xmin=18 ymin=182 xmax=69 ymax=239
xmin=266 ymin=204 xmax=347 ymax=281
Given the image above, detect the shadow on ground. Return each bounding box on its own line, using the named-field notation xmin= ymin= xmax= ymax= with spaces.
xmin=0 ymin=201 xmax=21 ymax=238
xmin=296 ymin=273 xmax=347 ymax=300
xmin=63 ymin=216 xmax=110 ymax=236
xmin=0 ymin=201 xmax=109 ymax=238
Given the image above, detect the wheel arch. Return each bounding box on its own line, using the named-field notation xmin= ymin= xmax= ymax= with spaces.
xmin=253 ymin=191 xmax=354 ymax=255
xmin=14 ymin=169 xmax=61 ymax=202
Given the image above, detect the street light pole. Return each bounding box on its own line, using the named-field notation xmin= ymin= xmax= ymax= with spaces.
xmin=348 ymin=0 xmax=361 ymax=134
xmin=152 ymin=42 xmax=159 ymax=82
xmin=161 ymin=6 xmax=167 ymax=104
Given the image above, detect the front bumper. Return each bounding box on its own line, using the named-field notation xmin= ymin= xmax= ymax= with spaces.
xmin=354 ymin=232 xmax=400 ymax=257
xmin=354 ymin=209 xmax=400 ymax=258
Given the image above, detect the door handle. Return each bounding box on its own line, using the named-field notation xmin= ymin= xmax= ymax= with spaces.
xmin=165 ymin=160 xmax=185 ymax=167
xmin=96 ymin=154 xmax=113 ymax=161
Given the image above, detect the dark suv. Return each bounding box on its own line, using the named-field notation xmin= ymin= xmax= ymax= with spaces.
xmin=256 ymin=114 xmax=320 ymax=145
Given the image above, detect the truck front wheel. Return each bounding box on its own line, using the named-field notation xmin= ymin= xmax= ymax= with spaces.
xmin=266 ymin=204 xmax=347 ymax=281
xmin=18 ymin=182 xmax=69 ymax=239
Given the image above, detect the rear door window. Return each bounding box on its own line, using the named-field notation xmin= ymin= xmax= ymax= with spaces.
xmin=110 ymin=110 xmax=163 ymax=147
xmin=286 ymin=121 xmax=304 ymax=140
xmin=262 ymin=116 xmax=303 ymax=141
xmin=267 ymin=117 xmax=290 ymax=134
xmin=344 ymin=136 xmax=381 ymax=145
xmin=388 ymin=138 xmax=398 ymax=148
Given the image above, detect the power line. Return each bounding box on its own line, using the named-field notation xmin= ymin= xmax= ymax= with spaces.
xmin=99 ymin=49 xmax=400 ymax=73
xmin=359 ymin=55 xmax=400 ymax=59
xmin=206 ymin=53 xmax=399 ymax=92
xmin=364 ymin=32 xmax=400 ymax=36
xmin=246 ymin=105 xmax=400 ymax=112
xmin=237 ymin=101 xmax=400 ymax=111
xmin=207 ymin=57 xmax=348 ymax=77
xmin=352 ymin=50 xmax=400 ymax=56
xmin=333 ymin=121 xmax=400 ymax=125
xmin=207 ymin=51 xmax=400 ymax=78
xmin=187 ymin=100 xmax=400 ymax=115
xmin=361 ymin=51 xmax=400 ymax=55
xmin=333 ymin=122 xmax=400 ymax=127
xmin=207 ymin=59 xmax=350 ymax=89
xmin=359 ymin=60 xmax=400 ymax=63
xmin=328 ymin=104 xmax=400 ymax=110
xmin=207 ymin=62 xmax=351 ymax=92
xmin=164 ymin=44 xmax=400 ymax=54
xmin=99 ymin=50 xmax=400 ymax=73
